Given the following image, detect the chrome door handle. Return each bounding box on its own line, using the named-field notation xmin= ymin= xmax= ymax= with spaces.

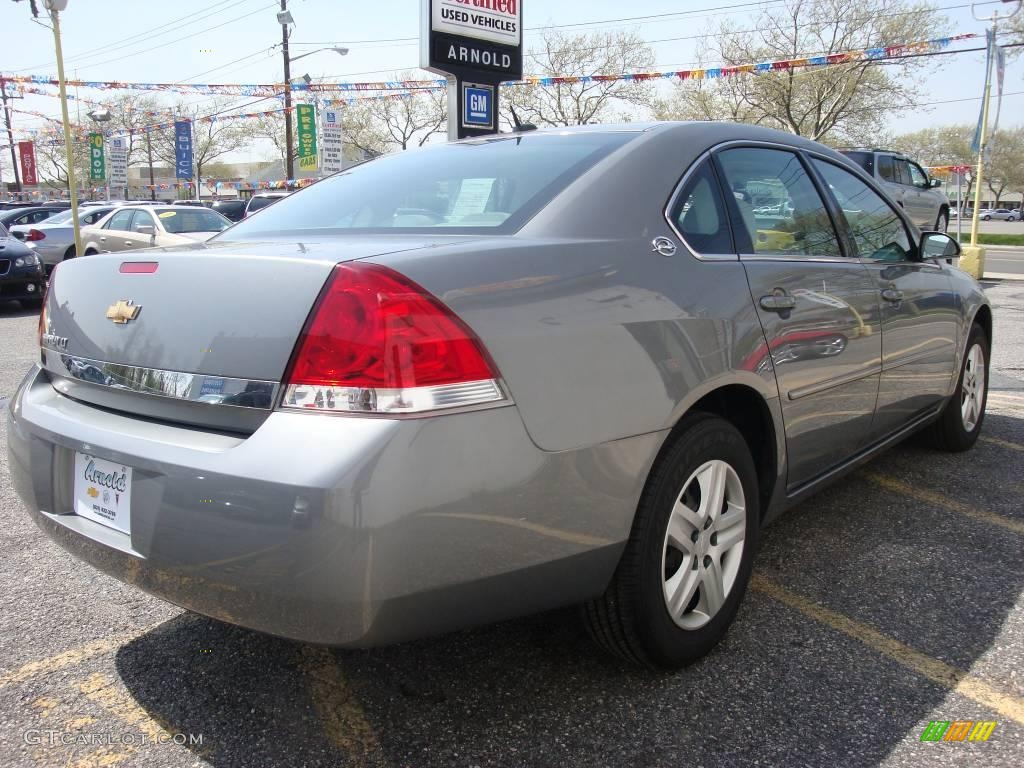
xmin=759 ymin=295 xmax=797 ymax=312
xmin=99 ymin=236 xmax=106 ymax=241
xmin=881 ymin=288 xmax=904 ymax=302
xmin=125 ymin=241 xmax=133 ymax=247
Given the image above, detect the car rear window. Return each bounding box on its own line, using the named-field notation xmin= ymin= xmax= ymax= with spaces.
xmin=219 ymin=132 xmax=635 ymax=238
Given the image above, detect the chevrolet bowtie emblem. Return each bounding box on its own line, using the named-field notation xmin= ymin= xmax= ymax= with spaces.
xmin=105 ymin=300 xmax=141 ymax=324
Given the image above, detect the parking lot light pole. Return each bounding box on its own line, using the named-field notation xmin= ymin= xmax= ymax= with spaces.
xmin=45 ymin=0 xmax=83 ymax=260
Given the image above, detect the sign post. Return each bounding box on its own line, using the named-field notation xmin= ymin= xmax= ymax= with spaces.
xmin=420 ymin=0 xmax=523 ymax=140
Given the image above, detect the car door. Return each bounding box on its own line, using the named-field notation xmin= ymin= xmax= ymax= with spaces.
xmin=809 ymin=158 xmax=960 ymax=440
xmin=715 ymin=146 xmax=883 ymax=489
xmin=906 ymin=161 xmax=937 ymax=228
xmin=97 ymin=208 xmax=135 ymax=252
xmin=893 ymin=158 xmax=926 ymax=227
xmin=126 ymin=209 xmax=158 ymax=251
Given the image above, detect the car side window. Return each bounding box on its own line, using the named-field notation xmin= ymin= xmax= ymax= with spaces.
xmin=908 ymin=163 xmax=929 ymax=189
xmin=894 ymin=159 xmax=913 ymax=187
xmin=716 ymin=147 xmax=843 ymax=258
xmin=105 ymin=210 xmax=134 ymax=231
xmin=669 ymin=160 xmax=733 ymax=255
xmin=130 ymin=210 xmax=156 ymax=232
xmin=877 ymin=155 xmax=895 ymax=182
xmin=811 ymin=159 xmax=913 ymax=263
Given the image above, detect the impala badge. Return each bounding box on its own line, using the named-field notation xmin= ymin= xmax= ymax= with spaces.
xmin=106 ymin=300 xmax=141 ymax=324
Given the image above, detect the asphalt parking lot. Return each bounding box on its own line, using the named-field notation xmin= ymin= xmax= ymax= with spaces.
xmin=0 ymin=281 xmax=1022 ymax=768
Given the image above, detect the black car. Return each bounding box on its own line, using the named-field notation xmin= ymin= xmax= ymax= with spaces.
xmin=0 ymin=206 xmax=65 ymax=229
xmin=0 ymin=221 xmax=46 ymax=309
xmin=207 ymin=199 xmax=246 ymax=222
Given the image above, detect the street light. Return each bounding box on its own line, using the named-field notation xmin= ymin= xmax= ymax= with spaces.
xmin=277 ymin=1 xmax=348 ymax=180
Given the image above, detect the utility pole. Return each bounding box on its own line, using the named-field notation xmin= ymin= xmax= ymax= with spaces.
xmin=280 ymin=0 xmax=294 ymax=181
xmin=0 ymin=76 xmax=22 ymax=192
xmin=145 ymin=130 xmax=156 ymax=200
xmin=962 ymin=0 xmax=1022 ymax=279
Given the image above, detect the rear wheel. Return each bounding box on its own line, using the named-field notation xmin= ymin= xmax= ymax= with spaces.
xmin=584 ymin=412 xmax=759 ymax=668
xmin=935 ymin=209 xmax=948 ymax=233
xmin=63 ymin=245 xmax=76 ymax=261
xmin=925 ymin=323 xmax=988 ymax=451
xmin=982 ymin=214 xmax=991 ymax=221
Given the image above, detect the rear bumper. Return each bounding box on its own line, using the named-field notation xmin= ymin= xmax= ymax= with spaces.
xmin=8 ymin=365 xmax=660 ymax=646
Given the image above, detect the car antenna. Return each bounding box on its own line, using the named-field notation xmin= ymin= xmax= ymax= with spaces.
xmin=508 ymin=105 xmax=537 ymax=133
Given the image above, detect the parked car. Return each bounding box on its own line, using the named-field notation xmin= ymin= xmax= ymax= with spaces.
xmin=207 ymin=199 xmax=247 ymax=222
xmin=980 ymin=208 xmax=1019 ymax=221
xmin=0 ymin=220 xmax=46 ymax=308
xmin=9 ymin=206 xmax=119 ymax=272
xmin=13 ymin=123 xmax=989 ymax=668
xmin=0 ymin=206 xmax=65 ymax=229
xmin=839 ymin=148 xmax=951 ymax=232
xmin=244 ymin=191 xmax=290 ymax=217
xmin=80 ymin=205 xmax=231 ymax=253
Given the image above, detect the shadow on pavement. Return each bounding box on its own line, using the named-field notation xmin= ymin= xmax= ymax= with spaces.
xmin=114 ymin=412 xmax=1024 ymax=767
xmin=0 ymin=300 xmax=40 ymax=318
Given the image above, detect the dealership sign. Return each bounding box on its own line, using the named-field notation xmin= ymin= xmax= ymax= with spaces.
xmin=88 ymin=133 xmax=105 ymax=183
xmin=295 ymin=104 xmax=318 ymax=173
xmin=174 ymin=121 xmax=193 ymax=180
xmin=109 ymin=137 xmax=128 ymax=189
xmin=421 ymin=0 xmax=523 ymax=139
xmin=17 ymin=141 xmax=37 ymax=186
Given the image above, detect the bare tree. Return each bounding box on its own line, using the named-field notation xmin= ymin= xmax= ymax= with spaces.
xmin=502 ymin=29 xmax=656 ymax=127
xmin=657 ymin=0 xmax=947 ymax=143
xmin=341 ymin=79 xmax=447 ymax=154
xmin=150 ymin=99 xmax=252 ymax=194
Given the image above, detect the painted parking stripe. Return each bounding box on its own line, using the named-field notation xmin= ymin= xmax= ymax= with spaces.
xmin=863 ymin=472 xmax=1024 ymax=535
xmin=751 ymin=575 xmax=1024 ymax=725
xmin=979 ymin=435 xmax=1024 ymax=452
xmin=299 ymin=646 xmax=383 ymax=764
xmin=0 ymin=630 xmax=153 ymax=690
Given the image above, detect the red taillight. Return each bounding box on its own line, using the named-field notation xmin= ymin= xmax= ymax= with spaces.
xmin=26 ymin=229 xmax=45 ymax=242
xmin=282 ymin=263 xmax=503 ymax=414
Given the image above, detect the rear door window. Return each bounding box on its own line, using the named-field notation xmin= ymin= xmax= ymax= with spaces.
xmin=716 ymin=147 xmax=844 ymax=258
xmin=104 ymin=209 xmax=134 ymax=231
xmin=877 ymin=155 xmax=895 ymax=182
xmin=668 ymin=161 xmax=733 ymax=255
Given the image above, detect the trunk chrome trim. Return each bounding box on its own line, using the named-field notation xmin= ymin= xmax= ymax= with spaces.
xmin=40 ymin=350 xmax=279 ymax=410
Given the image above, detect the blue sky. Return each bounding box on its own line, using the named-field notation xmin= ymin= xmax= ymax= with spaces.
xmin=0 ymin=0 xmax=1021 ymax=171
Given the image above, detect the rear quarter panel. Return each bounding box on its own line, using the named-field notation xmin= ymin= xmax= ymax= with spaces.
xmin=372 ymin=125 xmax=782 ymax=454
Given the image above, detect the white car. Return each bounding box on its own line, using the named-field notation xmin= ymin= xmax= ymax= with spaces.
xmin=81 ymin=205 xmax=230 ymax=254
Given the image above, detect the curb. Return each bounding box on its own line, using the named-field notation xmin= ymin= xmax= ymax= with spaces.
xmin=980 ymin=272 xmax=1024 ymax=281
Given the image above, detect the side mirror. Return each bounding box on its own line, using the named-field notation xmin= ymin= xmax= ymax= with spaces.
xmin=920 ymin=231 xmax=960 ymax=263
xmin=930 ymin=178 xmax=942 ymax=188
xmin=135 ymin=225 xmax=155 ymax=236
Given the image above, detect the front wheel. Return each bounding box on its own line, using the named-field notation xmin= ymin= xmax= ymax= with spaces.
xmin=925 ymin=323 xmax=988 ymax=451
xmin=935 ymin=210 xmax=949 ymax=233
xmin=584 ymin=412 xmax=760 ymax=668
xmin=982 ymin=215 xmax=991 ymax=221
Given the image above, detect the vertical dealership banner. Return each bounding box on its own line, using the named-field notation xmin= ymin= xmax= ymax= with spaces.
xmin=88 ymin=133 xmax=105 ymax=183
xmin=108 ymin=137 xmax=128 ymax=190
xmin=320 ymin=110 xmax=344 ymax=175
xmin=174 ymin=120 xmax=194 ymax=179
xmin=420 ymin=0 xmax=523 ymax=140
xmin=17 ymin=141 xmax=37 ymax=186
xmin=296 ymin=104 xmax=318 ymax=172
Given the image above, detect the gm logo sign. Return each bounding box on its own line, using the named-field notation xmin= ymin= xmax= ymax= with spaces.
xmin=462 ymin=83 xmax=494 ymax=130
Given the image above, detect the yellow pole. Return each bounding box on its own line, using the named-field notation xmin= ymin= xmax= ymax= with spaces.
xmin=49 ymin=7 xmax=83 ymax=259
xmin=968 ymin=78 xmax=991 ymax=248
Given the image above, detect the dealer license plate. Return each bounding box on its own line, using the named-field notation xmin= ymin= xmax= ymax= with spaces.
xmin=73 ymin=452 xmax=132 ymax=534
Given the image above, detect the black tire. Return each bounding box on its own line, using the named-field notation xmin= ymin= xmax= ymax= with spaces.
xmin=83 ymin=249 xmax=98 ymax=256
xmin=63 ymin=245 xmax=76 ymax=261
xmin=584 ymin=412 xmax=760 ymax=669
xmin=935 ymin=209 xmax=948 ymax=233
xmin=20 ymin=298 xmax=43 ymax=311
xmin=982 ymin=215 xmax=991 ymax=221
xmin=925 ymin=323 xmax=988 ymax=452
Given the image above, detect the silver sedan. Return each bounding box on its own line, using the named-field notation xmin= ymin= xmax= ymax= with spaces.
xmin=10 ymin=123 xmax=990 ymax=668
xmin=10 ymin=206 xmax=119 ymax=272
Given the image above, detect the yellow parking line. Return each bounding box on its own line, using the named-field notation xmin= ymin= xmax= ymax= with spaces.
xmin=299 ymin=646 xmax=383 ymax=764
xmin=78 ymin=673 xmax=170 ymax=742
xmin=980 ymin=435 xmax=1024 ymax=453
xmin=751 ymin=575 xmax=1024 ymax=725
xmin=863 ymin=472 xmax=1024 ymax=535
xmin=0 ymin=632 xmax=145 ymax=690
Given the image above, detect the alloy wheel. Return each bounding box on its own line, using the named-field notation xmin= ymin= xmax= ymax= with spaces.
xmin=661 ymin=460 xmax=746 ymax=630
xmin=961 ymin=342 xmax=986 ymax=432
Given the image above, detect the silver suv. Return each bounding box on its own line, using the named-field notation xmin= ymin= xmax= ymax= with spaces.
xmin=840 ymin=149 xmax=950 ymax=232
